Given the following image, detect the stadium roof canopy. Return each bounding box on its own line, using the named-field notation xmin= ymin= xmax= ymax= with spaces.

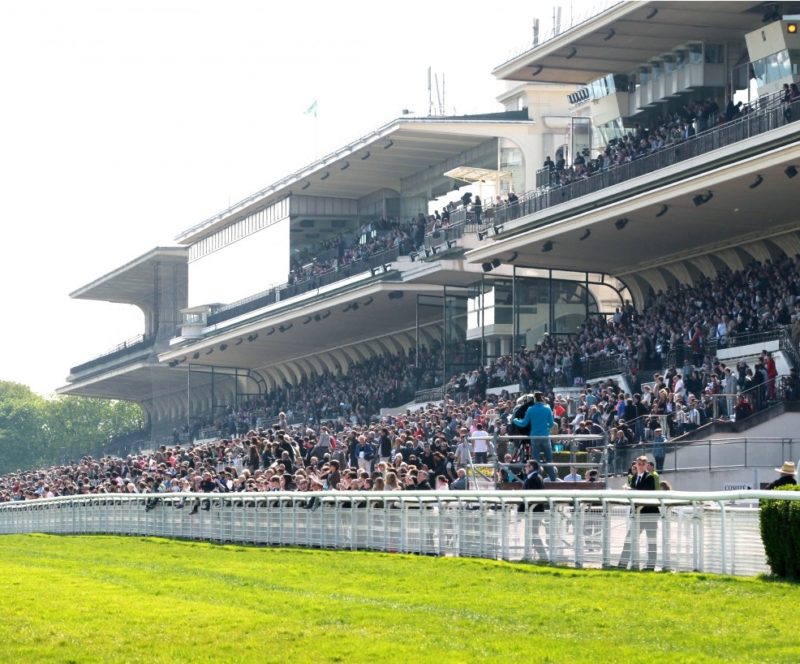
xmin=175 ymin=112 xmax=531 ymax=245
xmin=70 ymin=246 xmax=188 ymax=308
xmin=493 ymin=1 xmax=770 ymax=85
xmin=467 ymin=139 xmax=800 ymax=277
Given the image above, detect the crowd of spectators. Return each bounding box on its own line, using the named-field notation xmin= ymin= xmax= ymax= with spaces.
xmin=0 ymin=396 xmax=521 ymax=502
xmin=189 ymin=255 xmax=800 ymax=469
xmin=542 ymin=96 xmax=755 ymax=188
xmin=6 ymin=253 xmax=800 ymax=500
xmin=287 ymin=219 xmax=414 ymax=287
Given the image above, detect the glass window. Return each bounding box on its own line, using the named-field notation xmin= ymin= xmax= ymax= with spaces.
xmin=705 ymin=44 xmax=724 ymax=64
xmin=651 ymin=62 xmax=662 ymax=79
xmin=688 ymin=43 xmax=703 ymax=65
xmin=674 ymin=50 xmax=686 ymax=68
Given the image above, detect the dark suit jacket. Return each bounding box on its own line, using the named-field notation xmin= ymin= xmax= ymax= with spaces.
xmin=523 ymin=471 xmax=545 ymax=512
xmin=630 ymin=471 xmax=658 ymax=513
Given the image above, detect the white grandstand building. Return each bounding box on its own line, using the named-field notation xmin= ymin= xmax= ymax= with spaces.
xmin=59 ymin=1 xmax=800 ymax=489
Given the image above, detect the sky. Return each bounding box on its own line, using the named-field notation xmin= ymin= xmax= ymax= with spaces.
xmin=0 ymin=0 xmax=577 ymax=397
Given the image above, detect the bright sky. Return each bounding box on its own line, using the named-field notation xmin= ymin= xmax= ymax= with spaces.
xmin=0 ymin=0 xmax=573 ymax=397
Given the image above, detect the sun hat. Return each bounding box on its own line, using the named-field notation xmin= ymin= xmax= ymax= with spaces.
xmin=775 ymin=461 xmax=797 ymax=475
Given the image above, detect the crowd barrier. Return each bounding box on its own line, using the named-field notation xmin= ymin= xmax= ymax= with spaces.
xmin=1 ymin=490 xmax=793 ymax=577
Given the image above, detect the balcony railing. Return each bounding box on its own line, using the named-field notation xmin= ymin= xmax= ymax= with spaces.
xmin=531 ymin=94 xmax=799 ymax=215
xmin=70 ymin=334 xmax=152 ymax=375
xmin=207 ymin=247 xmax=401 ymax=326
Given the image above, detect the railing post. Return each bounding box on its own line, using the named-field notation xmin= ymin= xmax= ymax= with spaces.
xmin=719 ymin=501 xmax=728 ymax=575
xmin=601 ymin=498 xmax=611 ymax=568
xmin=574 ymin=497 xmax=583 ymax=569
xmin=658 ymin=500 xmax=670 ymax=572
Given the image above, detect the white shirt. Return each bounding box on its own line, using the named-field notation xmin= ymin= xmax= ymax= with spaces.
xmin=472 ymin=430 xmax=490 ymax=454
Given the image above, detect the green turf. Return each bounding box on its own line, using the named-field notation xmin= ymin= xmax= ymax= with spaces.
xmin=0 ymin=534 xmax=797 ymax=663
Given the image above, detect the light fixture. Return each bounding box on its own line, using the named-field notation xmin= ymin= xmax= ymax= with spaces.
xmin=363 ymin=297 xmax=374 ymax=306
xmin=614 ymin=218 xmax=629 ymax=230
xmin=320 ymin=171 xmax=330 ymax=180
xmin=388 ymin=291 xmax=404 ymax=300
xmin=384 ymin=140 xmax=393 ymax=149
xmin=235 ymin=338 xmax=244 ymax=345
xmin=482 ymin=262 xmax=493 ymax=272
xmin=788 ymin=23 xmax=798 ymax=34
xmin=303 ymin=316 xmax=312 ymax=324
xmin=205 ymin=348 xmax=213 ymax=355
xmin=565 ymin=47 xmax=577 ymax=60
xmin=531 ymin=65 xmax=543 ymax=77
xmin=507 ymin=251 xmax=519 ymax=263
xmin=646 ymin=7 xmax=658 ymax=19
xmin=656 ymin=204 xmax=669 ymax=218
xmin=604 ymin=28 xmax=615 ymax=41
xmin=301 ymin=181 xmax=310 ymax=190
xmin=340 ymin=161 xmax=350 ymax=170
xmin=321 ymin=310 xmax=331 ymax=319
xmin=361 ymin=151 xmax=370 ymax=160
xmin=192 ymin=352 xmax=200 ymax=360
xmin=785 ymin=165 xmax=798 ymax=178
xmin=219 ymin=344 xmax=227 ymax=352
xmin=278 ymin=324 xmax=293 ymax=333
xmin=749 ymin=174 xmax=764 ymax=189
xmin=542 ymin=241 xmax=553 ymax=252
xmin=266 ymin=328 xmax=275 ymax=335
xmin=168 ymin=360 xmax=178 ymax=368
xmin=247 ymin=333 xmax=258 ymax=342
xmin=693 ymin=190 xmax=713 ymax=207
xmin=579 ymin=229 xmax=592 ymax=240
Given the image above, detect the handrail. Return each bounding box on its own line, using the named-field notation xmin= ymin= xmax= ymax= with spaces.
xmin=0 ymin=489 xmax=792 ymax=576
xmin=523 ymin=96 xmax=800 ymax=219
xmin=69 ymin=334 xmax=152 ymax=374
xmin=207 ymin=247 xmax=400 ymax=325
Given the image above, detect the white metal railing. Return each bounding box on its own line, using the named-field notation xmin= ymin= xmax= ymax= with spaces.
xmin=1 ymin=490 xmax=793 ymax=576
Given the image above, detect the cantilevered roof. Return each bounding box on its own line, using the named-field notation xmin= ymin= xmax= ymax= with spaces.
xmin=493 ymin=1 xmax=768 ymax=85
xmin=174 ymin=113 xmax=533 ymax=245
xmin=466 ymin=139 xmax=800 ymax=277
xmin=444 ymin=166 xmax=513 ymax=184
xmin=70 ymin=246 xmax=188 ymax=307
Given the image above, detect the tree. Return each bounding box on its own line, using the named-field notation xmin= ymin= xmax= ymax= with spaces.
xmin=44 ymin=396 xmax=145 ymax=463
xmin=0 ymin=380 xmax=146 ymax=472
xmin=0 ymin=381 xmax=48 ymax=472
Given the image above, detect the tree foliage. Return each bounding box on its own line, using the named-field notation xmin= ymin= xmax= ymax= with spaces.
xmin=760 ymin=485 xmax=800 ymax=580
xmin=0 ymin=380 xmax=145 ymax=473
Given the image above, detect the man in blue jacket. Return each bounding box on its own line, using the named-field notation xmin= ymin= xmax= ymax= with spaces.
xmin=513 ymin=391 xmax=557 ymax=481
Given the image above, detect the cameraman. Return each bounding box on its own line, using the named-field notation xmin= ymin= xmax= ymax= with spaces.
xmin=512 ymin=392 xmax=557 ymax=481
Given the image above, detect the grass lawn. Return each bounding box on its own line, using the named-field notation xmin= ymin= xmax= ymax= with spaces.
xmin=0 ymin=534 xmax=797 ymax=663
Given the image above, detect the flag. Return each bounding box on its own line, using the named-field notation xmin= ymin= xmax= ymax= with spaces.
xmin=305 ymin=100 xmax=318 ymax=118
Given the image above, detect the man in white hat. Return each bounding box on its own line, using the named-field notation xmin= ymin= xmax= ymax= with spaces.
xmin=766 ymin=461 xmax=797 ymax=489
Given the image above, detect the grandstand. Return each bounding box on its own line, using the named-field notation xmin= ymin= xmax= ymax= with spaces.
xmin=58 ymin=1 xmax=800 ymax=490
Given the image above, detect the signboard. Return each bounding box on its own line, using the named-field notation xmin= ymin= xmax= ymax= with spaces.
xmin=723 ymin=483 xmax=752 ymax=491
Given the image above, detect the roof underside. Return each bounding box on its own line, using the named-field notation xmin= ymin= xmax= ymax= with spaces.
xmin=176 ymin=116 xmax=532 ymax=244
xmin=494 ymin=1 xmax=770 ymax=84
xmin=70 ymin=247 xmax=188 ymax=306
xmin=466 ymin=142 xmax=800 ymax=278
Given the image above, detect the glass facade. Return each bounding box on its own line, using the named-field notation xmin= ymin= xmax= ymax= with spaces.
xmin=466 ymin=271 xmax=630 ymax=362
xmin=751 ymin=49 xmax=798 ymax=88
